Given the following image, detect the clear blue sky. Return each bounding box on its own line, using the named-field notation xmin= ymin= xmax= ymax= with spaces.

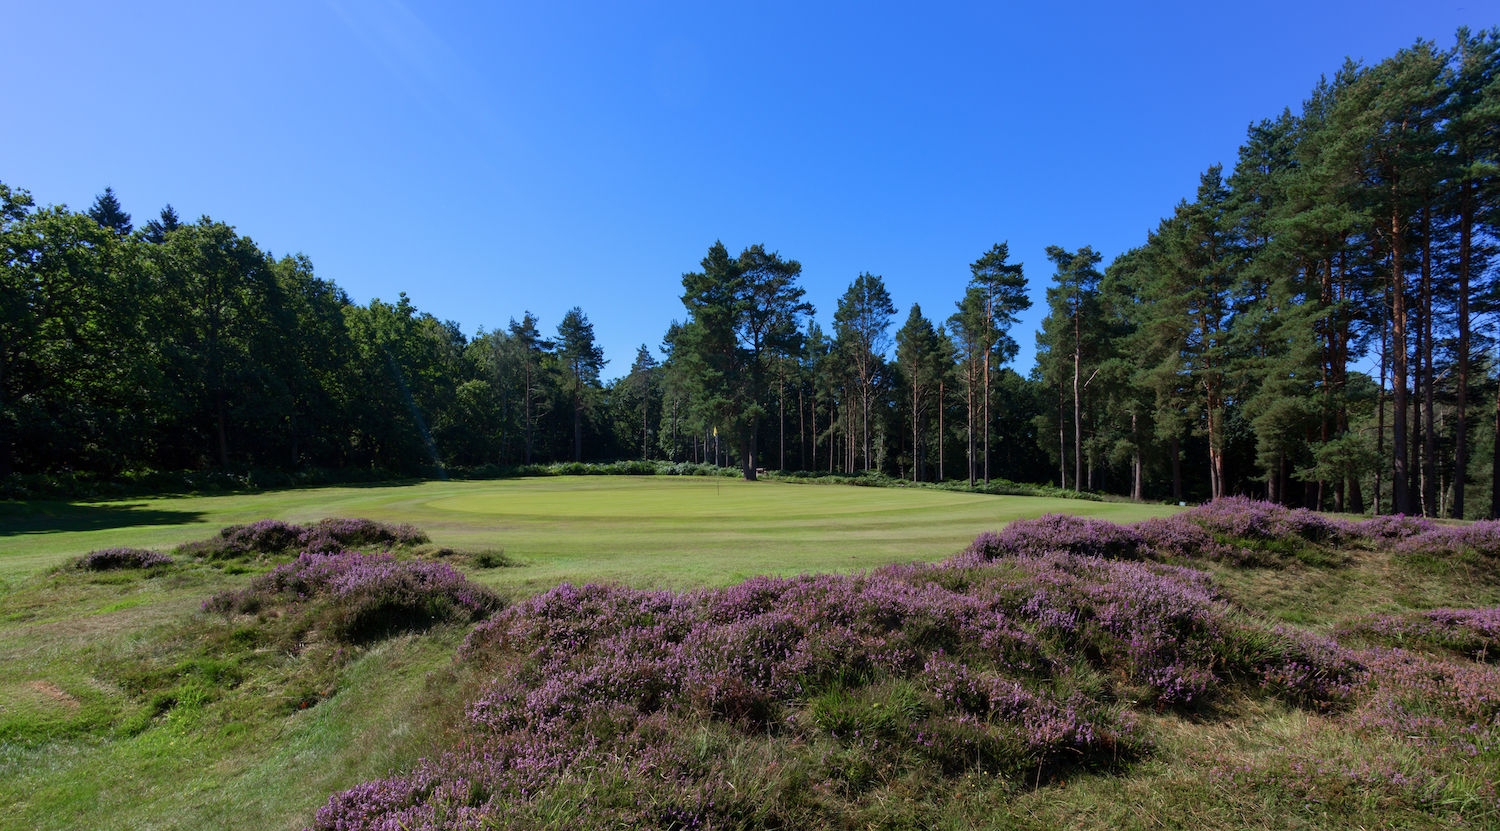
xmin=6 ymin=1 xmax=1493 ymax=379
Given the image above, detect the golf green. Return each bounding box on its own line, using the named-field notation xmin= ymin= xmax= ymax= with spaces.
xmin=0 ymin=476 xmax=1179 ymax=590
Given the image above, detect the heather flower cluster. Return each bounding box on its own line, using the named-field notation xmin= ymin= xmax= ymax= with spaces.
xmin=74 ymin=547 xmax=173 ymax=571
xmin=174 ymin=517 xmax=429 ymax=561
xmin=952 ymin=514 xmax=1148 ymax=565
xmin=1352 ymin=513 xmax=1439 ymax=541
xmin=1175 ymin=495 xmax=1350 ymax=545
xmin=1391 ymin=519 xmax=1500 ymax=562
xmin=1341 ymin=607 xmax=1500 ymax=661
xmin=297 ymin=517 xmax=430 ymax=553
xmin=206 ymin=550 xmax=500 ymax=643
xmin=314 ymin=541 xmax=1360 ymax=829
xmin=1349 ymin=647 xmax=1500 ymax=758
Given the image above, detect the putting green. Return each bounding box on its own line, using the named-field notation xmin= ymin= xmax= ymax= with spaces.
xmin=0 ymin=476 xmax=1180 ymax=591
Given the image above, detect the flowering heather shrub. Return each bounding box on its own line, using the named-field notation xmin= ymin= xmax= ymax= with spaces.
xmin=1350 ymin=648 xmax=1500 ymax=758
xmin=952 ymin=514 xmax=1148 ymax=565
xmin=1392 ymin=520 xmax=1500 ymax=562
xmin=297 ymin=517 xmax=429 ymax=553
xmin=1132 ymin=515 xmax=1258 ymax=565
xmin=314 ymin=541 xmax=1367 ymax=830
xmin=175 ymin=518 xmax=306 ymax=560
xmin=206 ymin=551 xmax=499 ymax=643
xmin=173 ymin=517 xmax=430 ymax=561
xmin=1341 ymin=607 xmax=1500 ymax=661
xmin=1177 ymin=496 xmax=1350 ymax=546
xmin=75 ymin=547 xmax=173 ymax=571
xmin=1354 ymin=514 xmax=1440 ymax=541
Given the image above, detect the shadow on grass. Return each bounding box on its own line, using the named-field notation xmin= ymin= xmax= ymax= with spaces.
xmin=0 ymin=501 xmax=205 ymax=536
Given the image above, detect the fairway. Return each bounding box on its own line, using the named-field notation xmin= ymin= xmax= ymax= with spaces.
xmin=0 ymin=477 xmax=1177 ymax=589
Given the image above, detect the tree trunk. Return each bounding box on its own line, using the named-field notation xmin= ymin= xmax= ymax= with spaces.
xmin=1492 ymin=388 xmax=1500 ymax=519
xmin=572 ymin=369 xmax=583 ymax=463
xmin=1131 ymin=412 xmax=1143 ymax=503
xmin=779 ymin=379 xmax=785 ymax=471
xmin=1376 ymin=275 xmax=1388 ymax=514
xmin=1058 ymin=390 xmax=1067 ymax=489
xmin=938 ymin=379 xmax=945 ymax=482
xmin=799 ymin=388 xmax=806 ymax=472
xmin=1170 ymin=434 xmax=1181 ymax=501
xmin=743 ymin=428 xmax=757 ymax=481
xmin=523 ymin=363 xmax=535 ymax=465
xmin=982 ymin=349 xmax=990 ymax=485
xmin=1455 ymin=186 xmax=1473 ymax=518
xmin=1073 ymin=303 xmax=1082 ymax=492
xmin=912 ymin=378 xmax=920 ymax=483
xmin=966 ymin=367 xmax=976 ymax=487
xmin=1421 ymin=207 xmax=1436 ymax=516
xmin=1391 ymin=209 xmax=1411 ymax=515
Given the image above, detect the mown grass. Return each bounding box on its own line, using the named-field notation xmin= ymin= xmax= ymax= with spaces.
xmin=0 ymin=476 xmax=1178 ymax=587
xmin=1 ymin=481 xmax=1496 ymax=829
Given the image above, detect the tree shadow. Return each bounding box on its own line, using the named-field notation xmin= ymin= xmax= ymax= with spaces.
xmin=0 ymin=501 xmax=206 ymax=537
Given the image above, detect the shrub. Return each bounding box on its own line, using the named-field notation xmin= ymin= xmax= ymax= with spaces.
xmin=174 ymin=517 xmax=430 ymax=561
xmin=1177 ymin=496 xmax=1349 ymax=546
xmin=1340 ymin=607 xmax=1500 ymax=661
xmin=205 ymin=551 xmax=500 ymax=643
xmin=1354 ymin=514 xmax=1440 ymax=541
xmin=174 ymin=519 xmax=306 ymax=560
xmin=75 ymin=547 xmax=173 ymax=571
xmin=951 ymin=514 xmax=1147 ymax=566
xmin=1392 ymin=521 xmax=1500 ymax=562
xmin=1134 ymin=515 xmax=1275 ymax=566
xmin=297 ymin=518 xmax=429 ymax=553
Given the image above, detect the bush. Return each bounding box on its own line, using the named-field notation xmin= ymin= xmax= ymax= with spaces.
xmin=1340 ymin=607 xmax=1500 ymax=661
xmin=1354 ymin=514 xmax=1440 ymax=541
xmin=951 ymin=514 xmax=1147 ymax=566
xmin=174 ymin=517 xmax=430 ymax=561
xmin=1176 ymin=496 xmax=1350 ymax=546
xmin=206 ymin=551 xmax=501 ymax=643
xmin=297 ymin=518 xmax=429 ymax=553
xmin=75 ymin=547 xmax=173 ymax=571
xmin=1391 ymin=521 xmax=1500 ymax=562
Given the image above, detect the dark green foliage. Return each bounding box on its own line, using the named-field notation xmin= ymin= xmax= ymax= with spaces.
xmin=86 ymin=186 xmax=131 ymax=235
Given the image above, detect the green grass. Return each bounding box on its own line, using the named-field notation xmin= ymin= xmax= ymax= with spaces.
xmin=0 ymin=475 xmax=1178 ymax=590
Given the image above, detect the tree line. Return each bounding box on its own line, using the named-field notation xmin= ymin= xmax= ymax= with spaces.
xmin=2 ymin=30 xmax=1496 ymax=515
xmin=1033 ymin=29 xmax=1500 ymax=518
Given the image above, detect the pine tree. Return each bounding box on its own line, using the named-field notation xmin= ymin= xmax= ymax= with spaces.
xmin=142 ymin=204 xmax=181 ymax=243
xmin=895 ymin=304 xmax=944 ymax=482
xmin=968 ymin=244 xmax=1029 ymax=483
xmin=87 ymin=187 xmax=132 ymax=235
xmin=555 ymin=307 xmax=605 ymax=462
xmin=833 ymin=272 xmax=895 ymax=471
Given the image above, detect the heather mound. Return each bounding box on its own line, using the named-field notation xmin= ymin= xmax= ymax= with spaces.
xmin=173 ymin=517 xmax=429 ymax=562
xmin=73 ymin=547 xmax=173 ymax=571
xmin=313 ymin=546 xmax=1358 ymax=829
xmin=206 ymin=550 xmax=502 ymax=644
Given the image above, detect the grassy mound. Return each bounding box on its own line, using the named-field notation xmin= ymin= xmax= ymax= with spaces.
xmin=206 ymin=550 xmax=501 ymax=643
xmin=74 ymin=547 xmax=173 ymax=571
xmin=173 ymin=517 xmax=430 ymax=561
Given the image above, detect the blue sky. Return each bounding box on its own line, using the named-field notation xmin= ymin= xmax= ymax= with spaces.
xmin=6 ymin=1 xmax=1493 ymax=379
